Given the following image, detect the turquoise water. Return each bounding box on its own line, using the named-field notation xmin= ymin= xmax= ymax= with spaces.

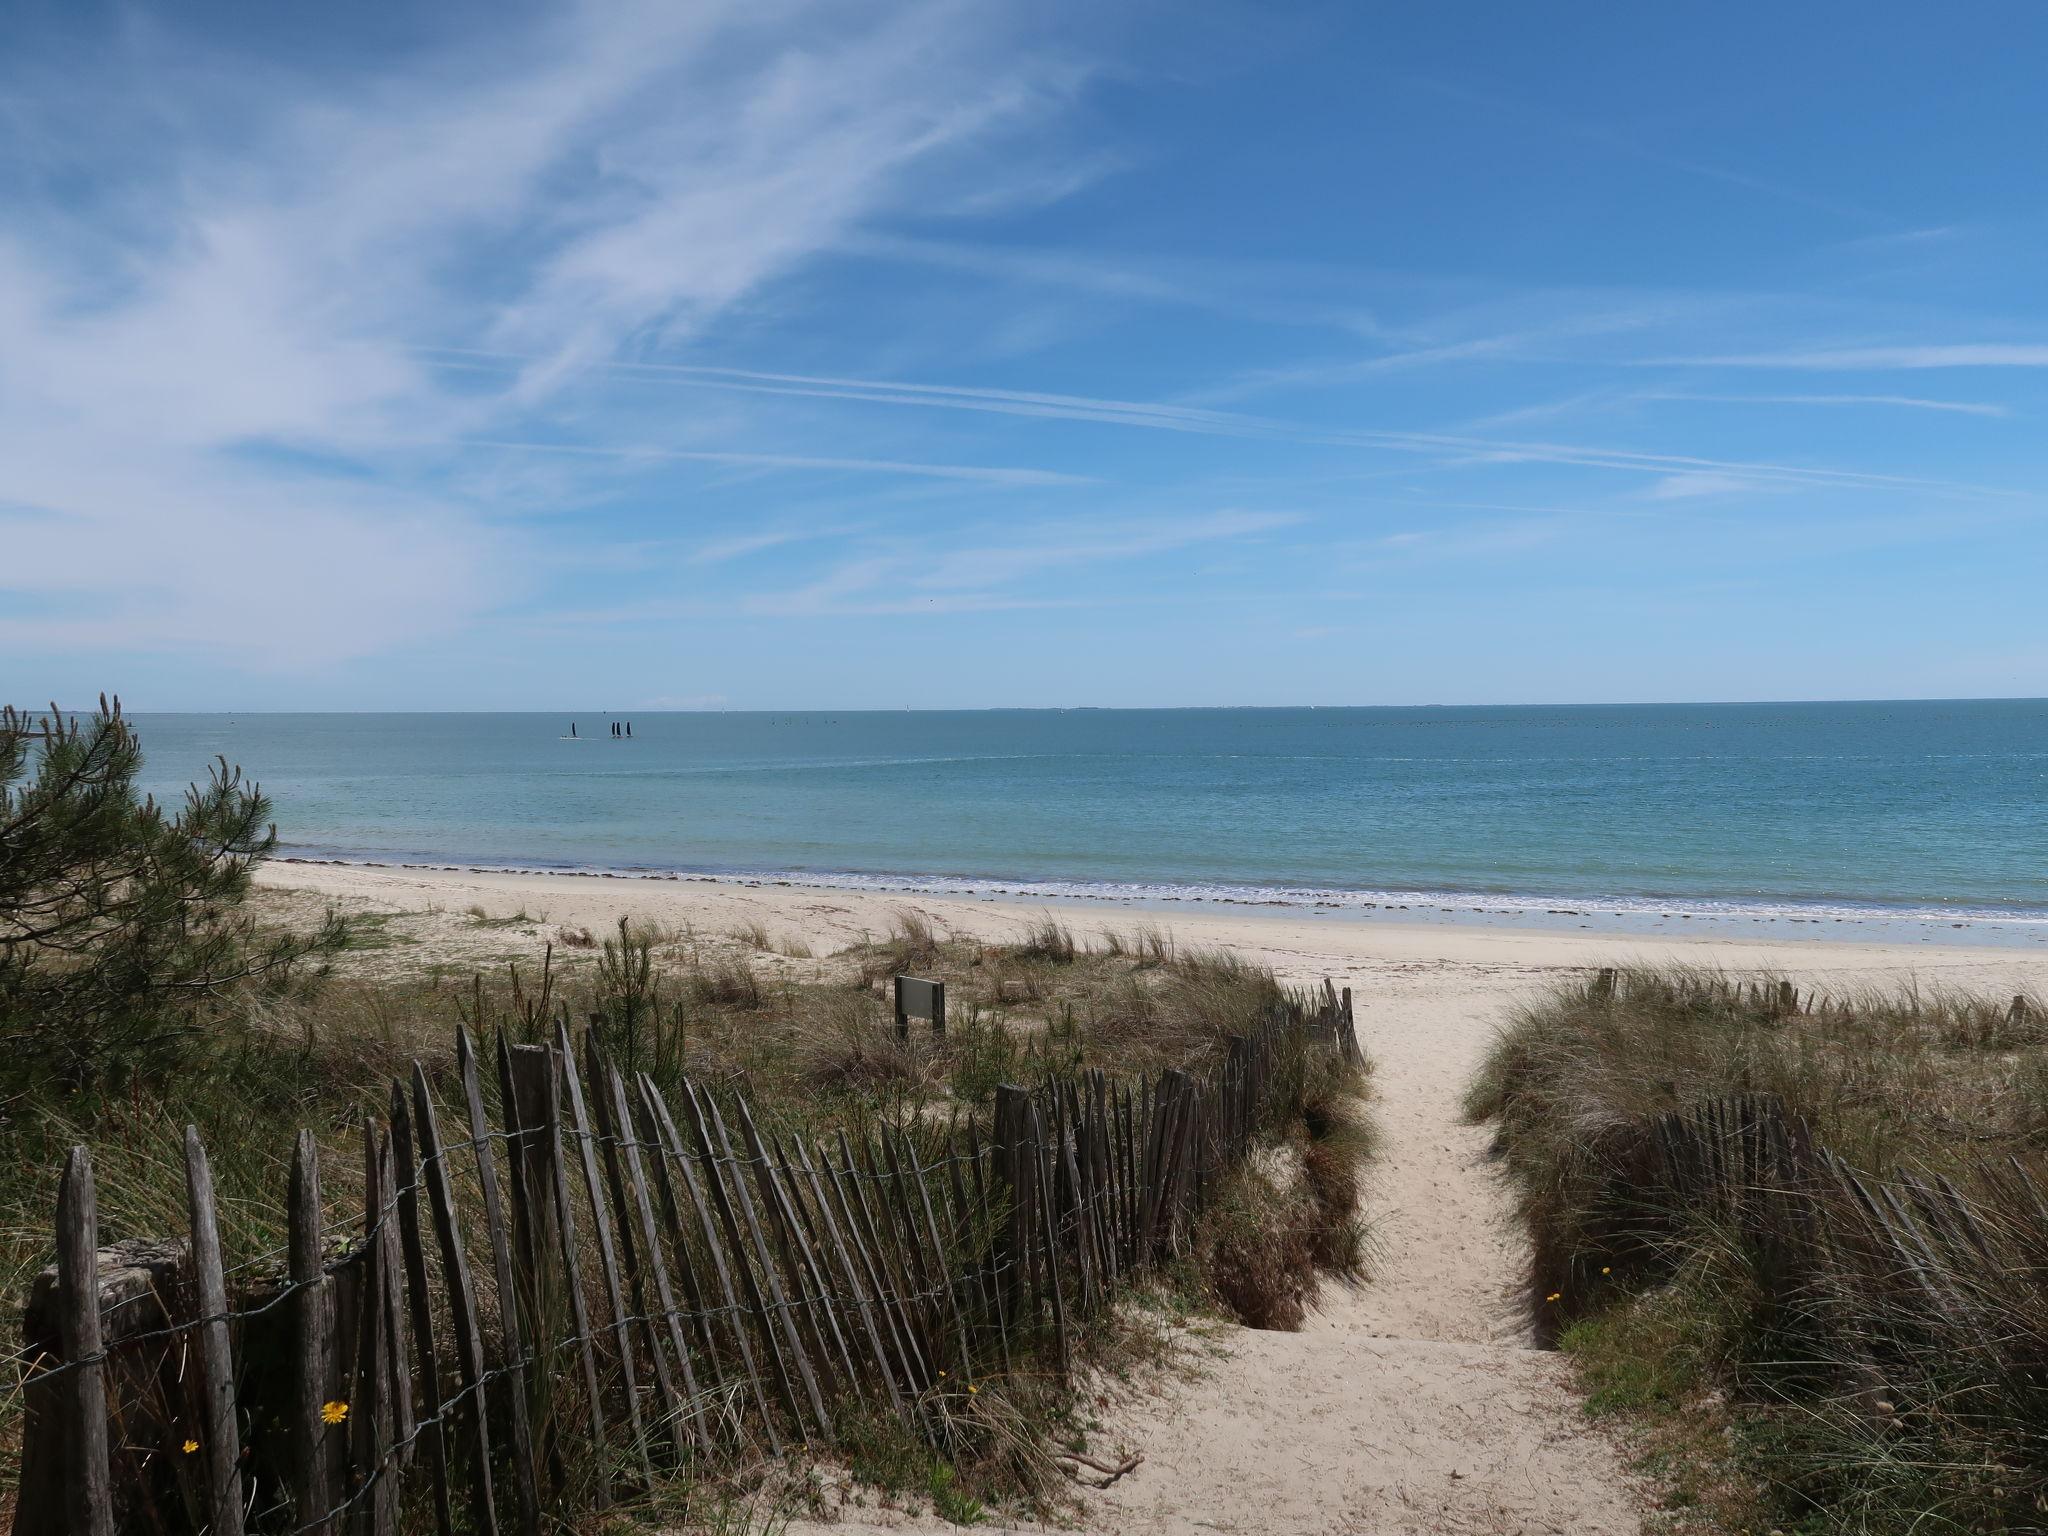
xmin=125 ymin=703 xmax=2048 ymax=925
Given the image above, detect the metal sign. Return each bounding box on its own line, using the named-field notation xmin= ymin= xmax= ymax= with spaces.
xmin=893 ymin=974 xmax=946 ymax=1038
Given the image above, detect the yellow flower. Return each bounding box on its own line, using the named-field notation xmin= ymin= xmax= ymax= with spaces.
xmin=1601 ymin=1266 xmax=1611 ymax=1275
xmin=967 ymin=1385 xmax=978 ymax=1395
xmin=321 ymin=1401 xmax=350 ymax=1426
xmin=183 ymin=1439 xmax=200 ymax=1455
xmin=1545 ymin=1292 xmax=1561 ymax=1303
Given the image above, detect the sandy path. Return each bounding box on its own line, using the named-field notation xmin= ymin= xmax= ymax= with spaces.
xmin=1079 ymin=945 xmax=1643 ymax=1536
xmin=258 ymin=864 xmax=2048 ymax=1536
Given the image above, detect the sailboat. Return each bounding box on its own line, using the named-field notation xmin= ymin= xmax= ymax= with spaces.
xmin=560 ymin=721 xmax=584 ymax=741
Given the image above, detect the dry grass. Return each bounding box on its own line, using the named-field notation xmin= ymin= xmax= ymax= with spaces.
xmin=1192 ymin=1033 xmax=1374 ymax=1330
xmin=788 ymin=991 xmax=932 ymax=1093
xmin=1098 ymin=922 xmax=1173 ymax=968
xmin=1015 ymin=913 xmax=1078 ymax=965
xmin=687 ymin=949 xmax=768 ymax=1012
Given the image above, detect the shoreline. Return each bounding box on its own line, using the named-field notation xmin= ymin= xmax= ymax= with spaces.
xmin=259 ymin=858 xmax=2048 ymax=977
xmin=268 ymin=852 xmax=2048 ymax=951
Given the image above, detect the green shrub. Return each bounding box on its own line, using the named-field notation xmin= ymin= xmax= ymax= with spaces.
xmin=0 ymin=697 xmax=344 ymax=1096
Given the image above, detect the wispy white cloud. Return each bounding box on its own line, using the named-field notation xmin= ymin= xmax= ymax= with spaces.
xmin=457 ymin=439 xmax=1091 ymax=487
xmin=1192 ymin=305 xmax=1688 ymax=404
xmin=1662 ymin=344 xmax=2048 ymax=369
xmin=1336 ymin=515 xmax=1570 ymax=567
xmin=906 ymin=510 xmax=1295 ymax=592
xmin=743 ymin=511 xmax=1299 ymax=616
xmin=1646 ymin=391 xmax=2011 ymax=419
xmin=0 ymin=1 xmax=1090 ymax=671
xmin=689 ymin=529 xmax=838 ymax=566
xmin=1410 ymin=76 xmax=1885 ymax=227
xmin=514 ymin=352 xmax=2021 ymax=499
xmin=1644 ymin=471 xmax=1774 ymax=501
xmin=833 ymin=234 xmax=1390 ymax=339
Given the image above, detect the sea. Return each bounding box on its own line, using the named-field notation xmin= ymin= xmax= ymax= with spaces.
xmin=126 ymin=702 xmax=2048 ymax=945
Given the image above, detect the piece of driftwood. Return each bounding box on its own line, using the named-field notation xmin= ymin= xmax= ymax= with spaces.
xmin=1057 ymin=1449 xmax=1144 ymax=1488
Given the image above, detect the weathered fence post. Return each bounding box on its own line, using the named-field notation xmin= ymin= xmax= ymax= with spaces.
xmin=507 ymin=1043 xmax=609 ymax=1487
xmin=641 ymin=1077 xmax=780 ymax=1448
xmin=607 ymin=1063 xmax=703 ymax=1450
xmin=184 ymin=1126 xmax=246 ymax=1536
xmin=991 ymin=1085 xmax=1031 ymax=1321
xmin=289 ymin=1131 xmax=340 ymax=1536
xmin=457 ymin=1028 xmax=542 ymax=1536
xmin=56 ymin=1148 xmax=115 ymax=1536
xmin=387 ymin=1088 xmax=454 ymax=1536
xmin=350 ymin=1125 xmax=396 ymax=1536
xmin=703 ymin=1088 xmax=831 ymax=1438
xmin=411 ymin=1062 xmax=502 ymax=1536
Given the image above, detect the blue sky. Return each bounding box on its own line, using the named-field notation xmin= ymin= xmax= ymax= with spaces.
xmin=3 ymin=1 xmax=2046 ymax=709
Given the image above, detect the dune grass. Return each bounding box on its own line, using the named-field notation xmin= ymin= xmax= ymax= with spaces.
xmin=1467 ymin=966 xmax=2048 ymax=1534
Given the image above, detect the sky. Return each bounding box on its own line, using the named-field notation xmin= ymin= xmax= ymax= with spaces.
xmin=3 ymin=1 xmax=2046 ymax=710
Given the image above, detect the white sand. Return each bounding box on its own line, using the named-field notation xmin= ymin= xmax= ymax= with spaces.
xmin=261 ymin=861 xmax=2048 ymax=1536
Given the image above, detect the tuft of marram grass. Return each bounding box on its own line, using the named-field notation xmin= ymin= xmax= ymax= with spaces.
xmin=729 ymin=917 xmax=774 ymax=951
xmin=1015 ymin=913 xmax=1078 ymax=965
xmin=787 ymin=990 xmax=931 ymax=1093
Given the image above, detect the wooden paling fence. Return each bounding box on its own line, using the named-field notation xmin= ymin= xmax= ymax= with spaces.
xmin=14 ymin=984 xmax=1359 ymax=1536
xmin=1589 ymin=966 xmax=2037 ymax=1033
xmin=1578 ymin=1091 xmax=2048 ymax=1394
xmin=1648 ymin=1093 xmax=2045 ymax=1298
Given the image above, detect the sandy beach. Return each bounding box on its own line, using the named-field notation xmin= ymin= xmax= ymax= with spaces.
xmin=258 ymin=860 xmax=2048 ymax=1535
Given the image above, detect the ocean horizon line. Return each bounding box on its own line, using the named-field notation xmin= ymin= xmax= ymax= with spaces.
xmin=82 ymin=695 xmax=2048 ymax=716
